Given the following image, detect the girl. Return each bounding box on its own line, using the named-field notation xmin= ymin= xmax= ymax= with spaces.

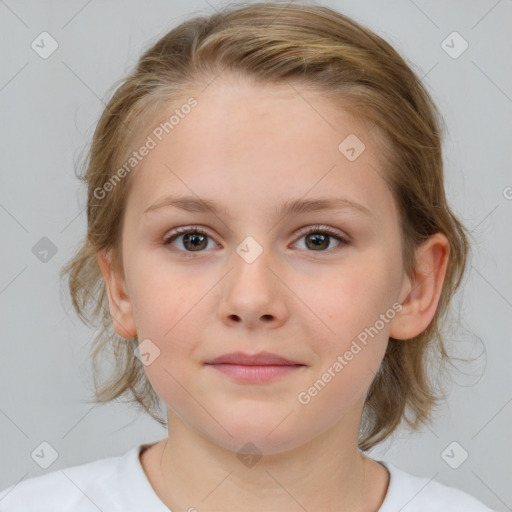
xmin=0 ymin=1 xmax=497 ymax=510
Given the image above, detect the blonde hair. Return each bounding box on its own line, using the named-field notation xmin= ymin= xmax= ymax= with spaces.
xmin=61 ymin=0 xmax=470 ymax=451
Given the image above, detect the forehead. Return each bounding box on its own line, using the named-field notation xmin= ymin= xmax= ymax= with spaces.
xmin=124 ymin=76 xmax=395 ymax=223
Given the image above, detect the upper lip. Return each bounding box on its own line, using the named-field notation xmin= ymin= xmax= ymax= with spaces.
xmin=205 ymin=351 xmax=304 ymax=366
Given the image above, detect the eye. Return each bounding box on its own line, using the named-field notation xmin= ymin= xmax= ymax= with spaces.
xmin=292 ymin=225 xmax=349 ymax=252
xmin=162 ymin=226 xmax=218 ymax=253
xmin=162 ymin=225 xmax=348 ymax=254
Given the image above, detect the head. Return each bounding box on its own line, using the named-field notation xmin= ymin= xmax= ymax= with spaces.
xmin=62 ymin=1 xmax=469 ymax=453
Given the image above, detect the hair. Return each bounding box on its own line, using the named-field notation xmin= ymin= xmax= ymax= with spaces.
xmin=61 ymin=0 xmax=471 ymax=451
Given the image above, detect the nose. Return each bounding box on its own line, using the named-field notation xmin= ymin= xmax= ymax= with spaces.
xmin=217 ymin=247 xmax=289 ymax=330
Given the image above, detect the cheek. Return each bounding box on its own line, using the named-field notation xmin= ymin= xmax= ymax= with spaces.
xmin=315 ymin=258 xmax=399 ymax=341
xmin=127 ymin=255 xmax=199 ymax=339
xmin=303 ymin=252 xmax=399 ymax=396
xmin=127 ymin=258 xmax=219 ymax=385
xmin=130 ymin=266 xmax=208 ymax=418
xmin=299 ymin=280 xmax=392 ymax=420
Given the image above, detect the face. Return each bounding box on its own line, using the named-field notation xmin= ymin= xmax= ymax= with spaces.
xmin=107 ymin=76 xmax=412 ymax=455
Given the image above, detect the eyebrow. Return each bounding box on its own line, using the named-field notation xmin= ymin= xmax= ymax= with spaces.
xmin=143 ymin=194 xmax=373 ymax=219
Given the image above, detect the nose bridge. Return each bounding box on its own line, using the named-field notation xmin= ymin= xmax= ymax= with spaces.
xmin=217 ymin=234 xmax=288 ymax=327
xmin=231 ymin=234 xmax=276 ymax=302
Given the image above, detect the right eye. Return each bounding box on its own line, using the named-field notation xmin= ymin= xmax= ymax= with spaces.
xmin=162 ymin=226 xmax=219 ymax=253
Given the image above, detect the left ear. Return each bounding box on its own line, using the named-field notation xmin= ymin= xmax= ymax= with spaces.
xmin=389 ymin=232 xmax=450 ymax=340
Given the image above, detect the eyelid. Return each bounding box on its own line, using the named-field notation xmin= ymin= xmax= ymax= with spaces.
xmin=162 ymin=225 xmax=212 ymax=244
xmin=294 ymin=224 xmax=349 ymax=242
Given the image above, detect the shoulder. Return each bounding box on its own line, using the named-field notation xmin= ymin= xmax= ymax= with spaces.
xmin=0 ymin=446 xmax=139 ymax=512
xmin=378 ymin=460 xmax=497 ymax=512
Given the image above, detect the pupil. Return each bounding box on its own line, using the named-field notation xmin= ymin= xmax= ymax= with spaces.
xmin=307 ymin=233 xmax=328 ymax=250
xmin=184 ymin=233 xmax=207 ymax=251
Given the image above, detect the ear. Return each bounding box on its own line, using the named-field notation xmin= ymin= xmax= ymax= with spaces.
xmin=97 ymin=249 xmax=137 ymax=339
xmin=389 ymin=233 xmax=450 ymax=340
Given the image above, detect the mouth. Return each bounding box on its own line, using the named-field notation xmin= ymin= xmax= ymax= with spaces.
xmin=204 ymin=351 xmax=307 ymax=383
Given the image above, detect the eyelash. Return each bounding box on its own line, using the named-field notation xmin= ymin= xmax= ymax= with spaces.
xmin=162 ymin=225 xmax=349 ymax=255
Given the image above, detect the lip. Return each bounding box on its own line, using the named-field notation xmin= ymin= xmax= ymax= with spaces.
xmin=205 ymin=351 xmax=306 ymax=383
xmin=205 ymin=351 xmax=303 ymax=366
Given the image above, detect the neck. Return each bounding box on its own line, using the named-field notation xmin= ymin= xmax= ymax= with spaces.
xmin=143 ymin=412 xmax=388 ymax=512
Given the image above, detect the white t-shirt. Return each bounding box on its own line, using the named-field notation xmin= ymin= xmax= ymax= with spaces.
xmin=0 ymin=443 xmax=496 ymax=511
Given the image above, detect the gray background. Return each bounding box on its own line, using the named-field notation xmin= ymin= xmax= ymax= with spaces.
xmin=1 ymin=0 xmax=511 ymax=510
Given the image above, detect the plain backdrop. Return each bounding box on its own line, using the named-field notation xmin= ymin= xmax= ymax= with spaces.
xmin=1 ymin=0 xmax=511 ymax=510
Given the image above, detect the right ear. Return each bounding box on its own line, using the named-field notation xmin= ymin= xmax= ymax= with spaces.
xmin=97 ymin=249 xmax=137 ymax=339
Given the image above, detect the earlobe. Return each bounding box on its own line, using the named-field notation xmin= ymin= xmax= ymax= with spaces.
xmin=97 ymin=250 xmax=137 ymax=339
xmin=389 ymin=233 xmax=450 ymax=340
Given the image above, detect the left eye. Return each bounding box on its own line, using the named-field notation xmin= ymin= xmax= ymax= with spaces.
xmin=162 ymin=225 xmax=348 ymax=253
xmin=294 ymin=226 xmax=348 ymax=251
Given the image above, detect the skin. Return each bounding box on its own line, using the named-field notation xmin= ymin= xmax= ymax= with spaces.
xmin=98 ymin=74 xmax=449 ymax=511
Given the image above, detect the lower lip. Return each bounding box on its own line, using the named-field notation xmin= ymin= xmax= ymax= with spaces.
xmin=206 ymin=363 xmax=304 ymax=383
